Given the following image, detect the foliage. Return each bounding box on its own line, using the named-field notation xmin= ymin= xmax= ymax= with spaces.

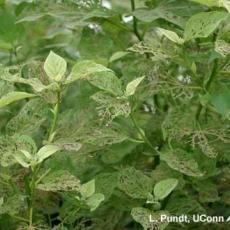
xmin=0 ymin=0 xmax=229 ymax=230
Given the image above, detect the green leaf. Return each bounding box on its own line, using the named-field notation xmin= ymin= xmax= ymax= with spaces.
xmin=0 ymin=92 xmax=36 ymax=109
xmin=77 ymin=27 xmax=115 ymax=61
xmin=16 ymin=14 xmax=46 ymax=23
xmin=190 ymin=0 xmax=230 ymax=12
xmin=184 ymin=11 xmax=228 ymax=41
xmin=190 ymin=0 xmax=222 ymax=6
xmin=125 ymin=76 xmax=145 ymax=96
xmin=67 ymin=60 xmax=112 ymax=83
xmin=154 ymin=178 xmax=178 ymax=200
xmin=101 ymin=141 xmax=138 ymax=164
xmin=133 ymin=1 xmax=203 ymax=28
xmin=166 ymin=195 xmax=206 ymax=214
xmin=88 ymin=71 xmax=123 ymax=96
xmin=160 ymin=148 xmax=204 ymax=177
xmin=156 ymin=28 xmax=184 ymax=44
xmin=36 ymin=145 xmax=61 ymax=164
xmin=86 ymin=193 xmax=105 ymax=211
xmin=44 ymin=51 xmax=67 ymax=82
xmin=95 ymin=172 xmax=118 ymax=200
xmin=0 ymin=197 xmax=3 ymax=206
xmin=0 ymin=11 xmax=24 ymax=43
xmin=223 ymin=0 xmax=230 ymax=12
xmin=211 ymin=88 xmax=230 ymax=118
xmin=109 ymin=51 xmax=129 ymax=63
xmin=8 ymin=0 xmax=34 ymax=5
xmin=14 ymin=151 xmax=30 ymax=168
xmin=67 ymin=61 xmax=123 ymax=95
xmin=195 ymin=180 xmax=219 ymax=203
xmin=80 ymin=179 xmax=95 ymax=198
xmin=133 ymin=9 xmax=160 ymax=23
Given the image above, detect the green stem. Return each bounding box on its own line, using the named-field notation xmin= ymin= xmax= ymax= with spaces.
xmin=195 ymin=59 xmax=219 ymax=121
xmin=27 ymin=88 xmax=61 ymax=228
xmin=28 ymin=166 xmax=37 ymax=229
xmin=10 ymin=214 xmax=29 ymax=223
xmin=130 ymin=113 xmax=158 ymax=156
xmin=48 ymin=90 xmax=61 ymax=142
xmin=130 ymin=0 xmax=143 ymax=42
xmin=205 ymin=59 xmax=219 ymax=91
xmin=35 ymin=169 xmax=51 ymax=186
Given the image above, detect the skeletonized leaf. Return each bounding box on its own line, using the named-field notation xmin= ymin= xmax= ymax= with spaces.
xmin=160 ymin=148 xmax=204 ymax=177
xmin=0 ymin=134 xmax=36 ymax=167
xmin=36 ymin=145 xmax=61 ymax=164
xmin=154 ymin=178 xmax=178 ymax=200
xmin=131 ymin=207 xmax=169 ymax=230
xmin=37 ymin=170 xmax=81 ymax=191
xmin=184 ymin=11 xmax=228 ymax=41
xmin=0 ymin=92 xmax=36 ymax=109
xmin=0 ymin=195 xmax=25 ymax=215
xmin=54 ymin=139 xmax=82 ymax=152
xmin=215 ymin=39 xmax=230 ymax=57
xmin=118 ymin=167 xmax=153 ymax=199
xmin=44 ymin=51 xmax=67 ymax=82
xmin=125 ymin=76 xmax=145 ymax=96
xmin=131 ymin=207 xmax=152 ymax=230
xmin=1 ymin=73 xmax=59 ymax=93
xmin=91 ymin=91 xmax=131 ymax=123
xmin=6 ymin=98 xmax=48 ymax=135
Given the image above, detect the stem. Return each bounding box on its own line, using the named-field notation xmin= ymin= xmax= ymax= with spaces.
xmin=27 ymin=88 xmax=61 ymax=228
xmin=48 ymin=90 xmax=61 ymax=142
xmin=9 ymin=48 xmax=13 ymax=65
xmin=28 ymin=166 xmax=37 ymax=229
xmin=195 ymin=59 xmax=219 ymax=121
xmin=35 ymin=169 xmax=51 ymax=186
xmin=130 ymin=113 xmax=158 ymax=156
xmin=205 ymin=59 xmax=219 ymax=91
xmin=195 ymin=32 xmax=219 ymax=122
xmin=130 ymin=0 xmax=143 ymax=42
xmin=10 ymin=214 xmax=29 ymax=223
